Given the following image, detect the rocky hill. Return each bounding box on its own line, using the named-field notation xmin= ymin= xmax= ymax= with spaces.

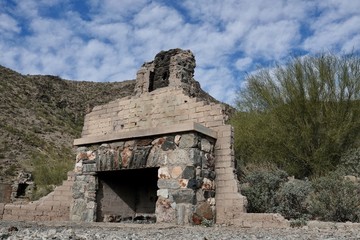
xmin=0 ymin=65 xmax=136 ymax=187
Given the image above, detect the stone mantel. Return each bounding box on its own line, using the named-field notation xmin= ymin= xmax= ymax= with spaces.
xmin=73 ymin=122 xmax=217 ymax=146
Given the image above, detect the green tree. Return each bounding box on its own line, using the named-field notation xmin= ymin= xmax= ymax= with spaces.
xmin=233 ymin=53 xmax=360 ymax=178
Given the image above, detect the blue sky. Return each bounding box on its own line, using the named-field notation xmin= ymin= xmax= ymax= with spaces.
xmin=0 ymin=0 xmax=359 ymax=104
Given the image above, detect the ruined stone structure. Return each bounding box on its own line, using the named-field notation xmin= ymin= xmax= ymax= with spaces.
xmin=0 ymin=49 xmax=288 ymax=227
xmin=69 ymin=49 xmax=245 ymax=225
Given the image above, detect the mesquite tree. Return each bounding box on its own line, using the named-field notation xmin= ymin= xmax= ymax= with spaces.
xmin=233 ymin=53 xmax=360 ymax=178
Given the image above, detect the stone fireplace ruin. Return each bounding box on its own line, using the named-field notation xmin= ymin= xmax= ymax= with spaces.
xmin=70 ymin=49 xmax=248 ymax=225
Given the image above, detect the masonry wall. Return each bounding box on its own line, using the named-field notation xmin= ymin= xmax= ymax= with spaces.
xmin=1 ymin=172 xmax=74 ymax=221
xmin=76 ymin=86 xmax=247 ymax=224
xmin=72 ymin=131 xmax=217 ymax=225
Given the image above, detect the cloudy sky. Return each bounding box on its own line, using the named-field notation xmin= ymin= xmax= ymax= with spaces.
xmin=0 ymin=0 xmax=359 ymax=104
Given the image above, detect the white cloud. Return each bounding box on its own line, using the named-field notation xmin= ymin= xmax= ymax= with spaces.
xmin=304 ymin=15 xmax=360 ymax=53
xmin=0 ymin=0 xmax=359 ymax=104
xmin=303 ymin=0 xmax=360 ymax=53
xmin=0 ymin=13 xmax=20 ymax=34
xmin=242 ymin=20 xmax=300 ymax=59
xmin=235 ymin=57 xmax=253 ymax=71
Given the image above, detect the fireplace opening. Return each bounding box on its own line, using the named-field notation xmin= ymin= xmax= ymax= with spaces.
xmin=96 ymin=167 xmax=159 ymax=223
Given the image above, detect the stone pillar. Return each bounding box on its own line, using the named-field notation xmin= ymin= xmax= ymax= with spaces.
xmin=70 ymin=174 xmax=98 ymax=222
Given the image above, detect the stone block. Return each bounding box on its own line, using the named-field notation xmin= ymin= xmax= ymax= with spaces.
xmin=155 ymin=198 xmax=176 ymax=223
xmin=187 ymin=178 xmax=202 ymax=190
xmin=182 ymin=166 xmax=195 ymax=179
xmin=157 ymin=189 xmax=169 ymax=198
xmin=195 ymin=202 xmax=214 ymax=220
xmin=70 ymin=199 xmax=93 ymax=221
xmin=202 ymin=178 xmax=214 ymax=190
xmin=200 ymin=138 xmax=213 ymax=153
xmin=167 ymin=149 xmax=192 ymax=165
xmin=171 ymin=166 xmax=183 ymax=178
xmin=203 ymin=190 xmax=216 ymax=199
xmin=130 ymin=146 xmax=151 ymax=168
xmin=158 ymin=179 xmax=180 ymax=189
xmin=82 ymin=163 xmax=97 ymax=172
xmin=179 ymin=133 xmax=198 ymax=148
xmin=176 ymin=203 xmax=192 ymax=225
xmin=178 ymin=179 xmax=188 ymax=188
xmin=201 ymin=169 xmax=216 ymax=180
xmin=171 ymin=189 xmax=195 ymax=204
xmin=189 ymin=149 xmax=202 ymax=167
xmin=158 ymin=167 xmax=171 ymax=179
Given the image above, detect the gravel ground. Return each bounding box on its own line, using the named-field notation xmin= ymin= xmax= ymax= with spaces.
xmin=1 ymin=221 xmax=360 ymax=240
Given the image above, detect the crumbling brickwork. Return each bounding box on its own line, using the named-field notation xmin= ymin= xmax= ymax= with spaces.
xmin=1 ymin=172 xmax=74 ymax=221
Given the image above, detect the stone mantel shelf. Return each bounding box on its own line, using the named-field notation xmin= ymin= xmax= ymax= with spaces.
xmin=73 ymin=122 xmax=217 ymax=146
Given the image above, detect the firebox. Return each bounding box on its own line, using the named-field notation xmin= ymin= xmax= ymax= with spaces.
xmin=96 ymin=168 xmax=158 ymax=222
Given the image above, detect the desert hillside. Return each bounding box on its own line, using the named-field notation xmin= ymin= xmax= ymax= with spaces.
xmin=0 ymin=65 xmax=136 ymax=184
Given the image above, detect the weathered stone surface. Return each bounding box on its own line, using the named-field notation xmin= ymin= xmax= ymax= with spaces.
xmin=202 ymin=178 xmax=214 ymax=190
xmin=187 ymin=178 xmax=202 ymax=190
xmin=196 ymin=190 xmax=205 ymax=202
xmin=157 ymin=189 xmax=169 ymax=198
xmin=109 ymin=141 xmax=124 ymax=149
xmin=155 ymin=198 xmax=176 ymax=223
xmin=130 ymin=146 xmax=151 ymax=168
xmin=158 ymin=167 xmax=171 ymax=179
xmin=201 ymin=169 xmax=216 ymax=180
xmin=152 ymin=137 xmax=165 ymax=146
xmin=174 ymin=135 xmax=181 ymax=145
xmin=178 ymin=179 xmax=188 ymax=188
xmin=82 ymin=163 xmax=97 ymax=173
xmin=161 ymin=137 xmax=176 ymax=151
xmin=70 ymin=200 xmax=89 ymax=221
xmin=203 ymin=153 xmax=215 ymax=169
xmin=195 ymin=202 xmax=213 ymax=220
xmin=120 ymin=147 xmax=132 ymax=168
xmin=167 ymin=149 xmax=192 ymax=165
xmin=72 ymin=181 xmax=85 ymax=199
xmin=146 ymin=146 xmax=165 ymax=167
xmin=207 ymin=197 xmax=216 ymax=206
xmin=158 ymin=179 xmax=180 ymax=189
xmin=171 ymin=189 xmax=195 ymax=204
xmin=182 ymin=166 xmax=195 ymax=179
xmin=171 ymin=166 xmax=183 ymax=178
xmin=176 ymin=204 xmax=192 ymax=225
xmin=204 ymin=190 xmax=215 ymax=199
xmin=200 ymin=138 xmax=213 ymax=153
xmin=76 ymin=147 xmax=87 ymax=153
xmin=189 ymin=149 xmax=202 ymax=166
xmin=179 ymin=134 xmax=198 ymax=148
xmin=75 ymin=160 xmax=83 ymax=173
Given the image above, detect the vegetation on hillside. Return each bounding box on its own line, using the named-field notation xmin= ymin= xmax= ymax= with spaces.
xmin=0 ymin=65 xmax=135 ymax=197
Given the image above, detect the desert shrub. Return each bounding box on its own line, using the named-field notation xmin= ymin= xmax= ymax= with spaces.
xmin=241 ymin=170 xmax=288 ymax=213
xmin=276 ymin=179 xmax=312 ymax=219
xmin=4 ymin=164 xmax=17 ymax=176
xmin=233 ymin=53 xmax=360 ymax=178
xmin=338 ymin=147 xmax=360 ymax=177
xmin=308 ymin=173 xmax=360 ymax=222
xmin=290 ymin=218 xmax=308 ymax=228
